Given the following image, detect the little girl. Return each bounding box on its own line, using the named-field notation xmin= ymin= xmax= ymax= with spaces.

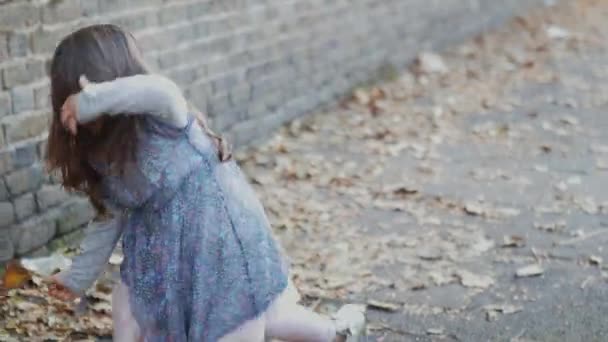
xmin=46 ymin=25 xmax=365 ymax=342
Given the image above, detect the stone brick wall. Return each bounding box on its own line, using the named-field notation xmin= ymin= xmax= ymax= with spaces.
xmin=0 ymin=0 xmax=544 ymax=261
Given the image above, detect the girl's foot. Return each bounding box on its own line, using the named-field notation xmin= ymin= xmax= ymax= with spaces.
xmin=333 ymin=304 xmax=366 ymax=342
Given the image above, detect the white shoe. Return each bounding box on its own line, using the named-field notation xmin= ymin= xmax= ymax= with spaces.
xmin=333 ymin=304 xmax=366 ymax=341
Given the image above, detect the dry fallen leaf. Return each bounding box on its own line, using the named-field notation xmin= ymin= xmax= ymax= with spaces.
xmin=417 ymin=248 xmax=442 ymax=261
xmin=485 ymin=304 xmax=523 ymax=321
xmin=501 ymin=235 xmax=526 ymax=248
xmin=546 ymin=25 xmax=570 ymax=40
xmin=455 ymin=270 xmax=494 ymax=289
xmin=426 ymin=328 xmax=445 ymax=335
xmin=21 ymin=254 xmax=72 ymax=277
xmin=367 ymin=300 xmax=402 ymax=312
xmin=415 ymin=52 xmax=449 ymax=74
xmin=2 ymin=261 xmax=32 ymax=289
xmin=89 ymin=301 xmax=112 ymax=314
xmin=353 ymin=89 xmax=371 ymax=106
xmin=589 ymin=255 xmax=602 ymax=266
xmin=516 ymin=264 xmax=544 ymax=278
xmin=597 ymin=159 xmax=608 ymax=170
xmin=109 ymin=253 xmax=124 ymax=266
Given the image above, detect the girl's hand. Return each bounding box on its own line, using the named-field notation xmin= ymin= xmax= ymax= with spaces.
xmin=60 ymin=75 xmax=91 ymax=135
xmin=47 ymin=275 xmax=79 ymax=302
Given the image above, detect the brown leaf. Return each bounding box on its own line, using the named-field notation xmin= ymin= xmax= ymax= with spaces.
xmin=353 ymin=89 xmax=371 ymax=105
xmin=382 ymin=184 xmax=418 ymax=197
xmin=2 ymin=261 xmax=32 ymax=289
xmin=501 ymin=235 xmax=526 ymax=248
xmin=589 ymin=255 xmax=602 ymax=266
xmin=89 ymin=301 xmax=112 ymax=314
xmin=367 ymin=300 xmax=401 ymax=312
xmin=455 ymin=270 xmax=494 ymax=289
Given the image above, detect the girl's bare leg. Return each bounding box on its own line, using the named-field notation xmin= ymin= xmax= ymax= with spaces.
xmin=264 ymin=283 xmax=337 ymax=342
xmin=112 ymin=281 xmax=142 ymax=342
xmin=219 ymin=313 xmax=266 ymax=342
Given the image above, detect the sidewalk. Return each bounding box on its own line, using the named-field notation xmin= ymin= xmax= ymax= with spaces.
xmin=240 ymin=0 xmax=608 ymax=340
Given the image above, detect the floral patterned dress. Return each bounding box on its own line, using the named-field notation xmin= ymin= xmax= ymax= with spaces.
xmin=96 ymin=115 xmax=288 ymax=341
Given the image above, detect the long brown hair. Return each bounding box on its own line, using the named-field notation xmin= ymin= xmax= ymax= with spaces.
xmin=46 ymin=24 xmax=230 ymax=215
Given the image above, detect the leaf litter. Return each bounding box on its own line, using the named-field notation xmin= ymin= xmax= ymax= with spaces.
xmin=1 ymin=257 xmax=115 ymax=340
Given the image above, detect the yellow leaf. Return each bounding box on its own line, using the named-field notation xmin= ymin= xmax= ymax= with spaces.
xmin=2 ymin=261 xmax=32 ymax=289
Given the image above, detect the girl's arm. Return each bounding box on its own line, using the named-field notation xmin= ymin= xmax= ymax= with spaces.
xmin=53 ymin=215 xmax=123 ymax=296
xmin=76 ymin=74 xmax=189 ymax=128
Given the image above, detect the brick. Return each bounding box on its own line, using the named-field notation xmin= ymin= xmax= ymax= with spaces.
xmin=187 ymin=82 xmax=212 ymax=110
xmin=136 ymin=30 xmax=175 ymax=52
xmin=210 ymin=73 xmax=242 ymax=95
xmin=37 ymin=140 xmax=48 ymax=159
xmin=207 ymin=93 xmax=231 ymax=117
xmin=47 ymin=228 xmax=84 ymax=251
xmin=5 ymin=165 xmax=43 ymax=196
xmin=0 ymin=92 xmax=10 ymax=117
xmin=56 ymin=199 xmax=94 ymax=234
xmin=25 ymin=245 xmax=51 ymax=258
xmin=10 ymin=215 xmax=57 ymax=255
xmin=0 ymin=232 xmax=14 ymax=262
xmin=14 ymin=193 xmax=36 ymax=221
xmin=110 ymin=10 xmax=158 ymax=33
xmin=246 ymin=98 xmax=269 ymax=119
xmin=246 ymin=61 xmax=273 ymax=82
xmin=81 ymin=0 xmax=100 ymax=16
xmin=10 ymin=85 xmax=35 ymax=114
xmin=203 ymin=36 xmax=235 ymax=59
xmin=128 ymin=0 xmax=162 ymax=7
xmin=42 ymin=0 xmax=82 ymax=24
xmin=190 ymin=96 xmax=208 ymax=115
xmin=32 ymin=25 xmax=74 ymax=54
xmin=159 ymin=4 xmax=189 ymax=25
xmin=2 ymin=61 xmax=45 ymax=88
xmin=207 ymin=16 xmax=237 ymax=36
xmin=98 ymin=0 xmax=131 ymax=13
xmin=167 ymin=67 xmax=197 ymax=86
xmin=0 ymin=180 xmax=8 ymax=201
xmin=208 ymin=109 xmax=234 ymax=133
xmin=0 ymin=201 xmax=15 ymax=228
xmin=0 ymin=151 xmax=12 ymax=176
xmin=143 ymin=55 xmax=161 ymax=71
xmin=192 ymin=20 xmax=210 ymax=37
xmin=13 ymin=144 xmax=38 ymax=169
xmin=4 ymin=112 xmax=49 ymax=143
xmin=36 ymin=185 xmax=69 ymax=210
xmin=44 ymin=58 xmax=53 ymax=76
xmin=205 ymin=58 xmax=231 ymax=79
xmin=280 ymin=95 xmax=311 ymax=120
xmin=229 ymin=84 xmax=251 ymax=106
xmin=0 ymin=34 xmax=8 ymax=64
xmin=227 ymin=118 xmax=266 ymax=148
xmin=0 ymin=2 xmax=38 ymax=29
xmin=34 ymin=83 xmax=51 ymax=110
xmin=251 ymin=76 xmax=283 ymax=99
xmin=49 ymin=170 xmax=63 ymax=184
xmin=186 ymin=1 xmax=213 ymax=19
xmin=158 ymin=51 xmax=179 ymax=70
